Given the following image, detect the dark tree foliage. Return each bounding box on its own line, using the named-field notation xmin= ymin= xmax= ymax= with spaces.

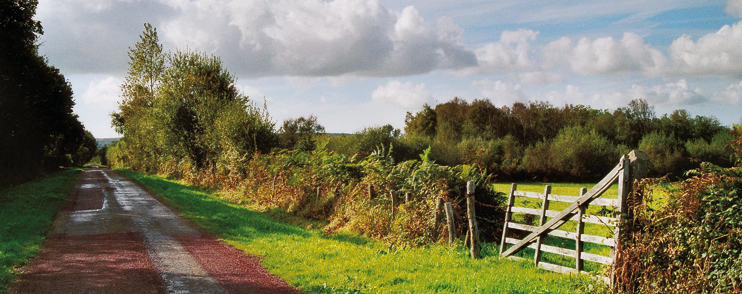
xmin=399 ymin=97 xmax=735 ymax=182
xmin=1 ymin=0 xmax=94 ymax=187
xmin=280 ymin=115 xmax=325 ymax=150
xmin=404 ymin=103 xmax=437 ymax=138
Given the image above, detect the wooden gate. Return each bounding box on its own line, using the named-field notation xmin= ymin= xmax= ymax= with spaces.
xmin=499 ymin=152 xmax=645 ymax=284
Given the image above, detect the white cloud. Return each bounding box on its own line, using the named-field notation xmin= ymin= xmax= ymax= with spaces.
xmin=81 ymin=77 xmax=122 ymax=108
xmin=472 ymin=79 xmax=527 ymax=105
xmin=712 ymin=80 xmax=742 ymax=104
xmin=371 ymin=80 xmax=432 ymax=109
xmin=726 ymin=0 xmax=742 ymax=18
xmin=38 ymin=0 xmax=476 ymax=77
xmin=669 ymin=21 xmax=742 ymax=77
xmin=558 ymin=32 xmax=666 ymax=76
xmin=462 ymin=29 xmax=539 ymax=75
xmin=627 ymin=79 xmax=707 ymax=106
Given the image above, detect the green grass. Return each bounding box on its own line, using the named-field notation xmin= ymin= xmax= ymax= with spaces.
xmin=0 ymin=169 xmax=82 ymax=293
xmin=119 ymin=169 xmax=605 ymax=293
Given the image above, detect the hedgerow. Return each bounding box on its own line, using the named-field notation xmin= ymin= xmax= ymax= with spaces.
xmin=615 ymin=127 xmax=742 ymax=293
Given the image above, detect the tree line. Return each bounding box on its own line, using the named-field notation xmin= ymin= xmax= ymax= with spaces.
xmin=1 ymin=0 xmax=96 ymax=188
xmin=398 ymin=98 xmax=735 ymax=181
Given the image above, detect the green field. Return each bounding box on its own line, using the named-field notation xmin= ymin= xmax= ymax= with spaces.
xmin=119 ymin=170 xmax=606 ymax=293
xmin=0 ymin=169 xmax=81 ymax=293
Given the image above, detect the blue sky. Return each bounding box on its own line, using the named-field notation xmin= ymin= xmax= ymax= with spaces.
xmin=36 ymin=0 xmax=742 ymax=137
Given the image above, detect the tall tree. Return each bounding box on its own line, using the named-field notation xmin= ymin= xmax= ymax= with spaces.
xmin=1 ymin=0 xmax=92 ymax=186
xmin=112 ymin=23 xmax=167 ymax=171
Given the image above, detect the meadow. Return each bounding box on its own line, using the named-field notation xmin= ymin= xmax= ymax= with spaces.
xmin=118 ymin=169 xmax=607 ymax=293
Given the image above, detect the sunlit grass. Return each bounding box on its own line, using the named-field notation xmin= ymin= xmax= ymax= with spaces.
xmin=120 ymin=169 xmax=606 ymax=293
xmin=0 ymin=169 xmax=81 ymax=293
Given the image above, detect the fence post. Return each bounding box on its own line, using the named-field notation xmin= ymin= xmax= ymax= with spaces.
xmin=500 ymin=183 xmax=517 ymax=255
xmin=367 ymin=184 xmax=374 ymax=200
xmin=534 ymin=185 xmax=551 ymax=266
xmin=611 ymin=155 xmax=630 ymax=286
xmin=575 ymin=187 xmax=587 ymax=272
xmin=466 ymin=181 xmax=480 ymax=259
xmin=433 ymin=197 xmax=444 ymax=240
xmin=405 ymin=192 xmax=412 ymax=202
xmin=445 ymin=202 xmax=455 ymax=246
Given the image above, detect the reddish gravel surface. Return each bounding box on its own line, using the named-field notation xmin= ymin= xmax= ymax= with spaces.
xmin=10 ymin=168 xmax=302 ymax=294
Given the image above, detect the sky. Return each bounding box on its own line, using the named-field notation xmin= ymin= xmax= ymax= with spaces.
xmin=35 ymin=0 xmax=742 ymax=138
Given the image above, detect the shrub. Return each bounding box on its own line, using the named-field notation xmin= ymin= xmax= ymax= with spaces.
xmin=616 ymin=130 xmax=742 ymax=293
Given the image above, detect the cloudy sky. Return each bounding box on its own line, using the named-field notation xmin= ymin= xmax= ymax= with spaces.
xmin=36 ymin=0 xmax=742 ymax=138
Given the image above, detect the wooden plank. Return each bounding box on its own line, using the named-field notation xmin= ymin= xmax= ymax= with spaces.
xmin=509 ymin=206 xmax=542 ymax=215
xmin=505 ymin=237 xmax=521 ymax=245
xmin=501 ymin=156 xmax=625 ymax=257
xmin=537 ymin=243 xmax=575 ymax=257
xmin=509 ymin=222 xmax=615 ymax=247
xmin=582 ymin=252 xmax=613 ymax=265
xmin=576 ymin=188 xmax=586 ymax=272
xmin=506 ymin=255 xmax=611 ymax=284
xmin=513 ymin=191 xmax=543 ymax=199
xmin=538 ymin=262 xmax=577 ymax=274
xmin=510 ymin=207 xmax=618 ymax=226
xmin=514 ymin=192 xmax=617 ymax=207
xmin=534 ymin=186 xmax=551 ymax=265
xmin=500 ymin=184 xmax=517 ymax=255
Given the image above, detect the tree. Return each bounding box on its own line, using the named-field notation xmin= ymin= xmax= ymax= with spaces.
xmin=280 ymin=115 xmax=325 ymax=150
xmin=1 ymin=0 xmax=92 ymax=186
xmin=111 ymin=24 xmax=277 ymax=173
xmin=404 ymin=104 xmax=437 ymax=138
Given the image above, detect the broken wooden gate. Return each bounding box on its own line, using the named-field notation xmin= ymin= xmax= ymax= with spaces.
xmin=499 ymin=151 xmax=646 ymax=284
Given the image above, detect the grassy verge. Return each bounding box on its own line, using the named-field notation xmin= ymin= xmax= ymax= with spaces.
xmin=119 ymin=169 xmax=605 ymax=293
xmin=0 ymin=169 xmax=82 ymax=293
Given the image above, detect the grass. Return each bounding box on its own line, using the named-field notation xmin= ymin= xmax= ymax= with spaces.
xmin=119 ymin=169 xmax=606 ymax=293
xmin=0 ymin=169 xmax=81 ymax=293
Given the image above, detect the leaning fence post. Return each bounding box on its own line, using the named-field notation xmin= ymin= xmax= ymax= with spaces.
xmin=466 ymin=181 xmax=480 ymax=259
xmin=444 ymin=202 xmax=455 ymax=246
xmin=367 ymin=184 xmax=375 ymax=200
xmin=534 ymin=185 xmax=551 ymax=266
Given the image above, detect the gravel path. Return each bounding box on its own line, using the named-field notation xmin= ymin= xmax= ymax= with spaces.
xmin=11 ymin=168 xmax=302 ymax=294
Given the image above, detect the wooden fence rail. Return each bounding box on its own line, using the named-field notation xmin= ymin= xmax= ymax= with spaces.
xmin=499 ymin=151 xmax=646 ymax=285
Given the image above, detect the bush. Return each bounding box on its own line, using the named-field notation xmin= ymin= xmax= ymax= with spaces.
xmin=639 ymin=131 xmax=688 ymax=178
xmin=616 ymin=130 xmax=742 ymax=293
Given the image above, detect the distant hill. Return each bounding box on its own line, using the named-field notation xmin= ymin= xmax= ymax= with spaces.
xmin=96 ymin=138 xmax=121 ymax=148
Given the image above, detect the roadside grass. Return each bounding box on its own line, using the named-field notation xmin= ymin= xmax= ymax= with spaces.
xmin=0 ymin=169 xmax=81 ymax=293
xmin=119 ymin=169 xmax=606 ymax=293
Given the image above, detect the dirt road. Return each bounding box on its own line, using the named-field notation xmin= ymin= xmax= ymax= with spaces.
xmin=10 ymin=168 xmax=301 ymax=294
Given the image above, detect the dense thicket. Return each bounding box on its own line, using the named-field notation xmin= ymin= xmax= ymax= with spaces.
xmin=0 ymin=0 xmax=95 ymax=187
xmin=108 ymin=24 xmax=277 ymax=182
xmin=615 ymin=126 xmax=742 ymax=293
xmin=398 ymin=98 xmax=733 ymax=181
